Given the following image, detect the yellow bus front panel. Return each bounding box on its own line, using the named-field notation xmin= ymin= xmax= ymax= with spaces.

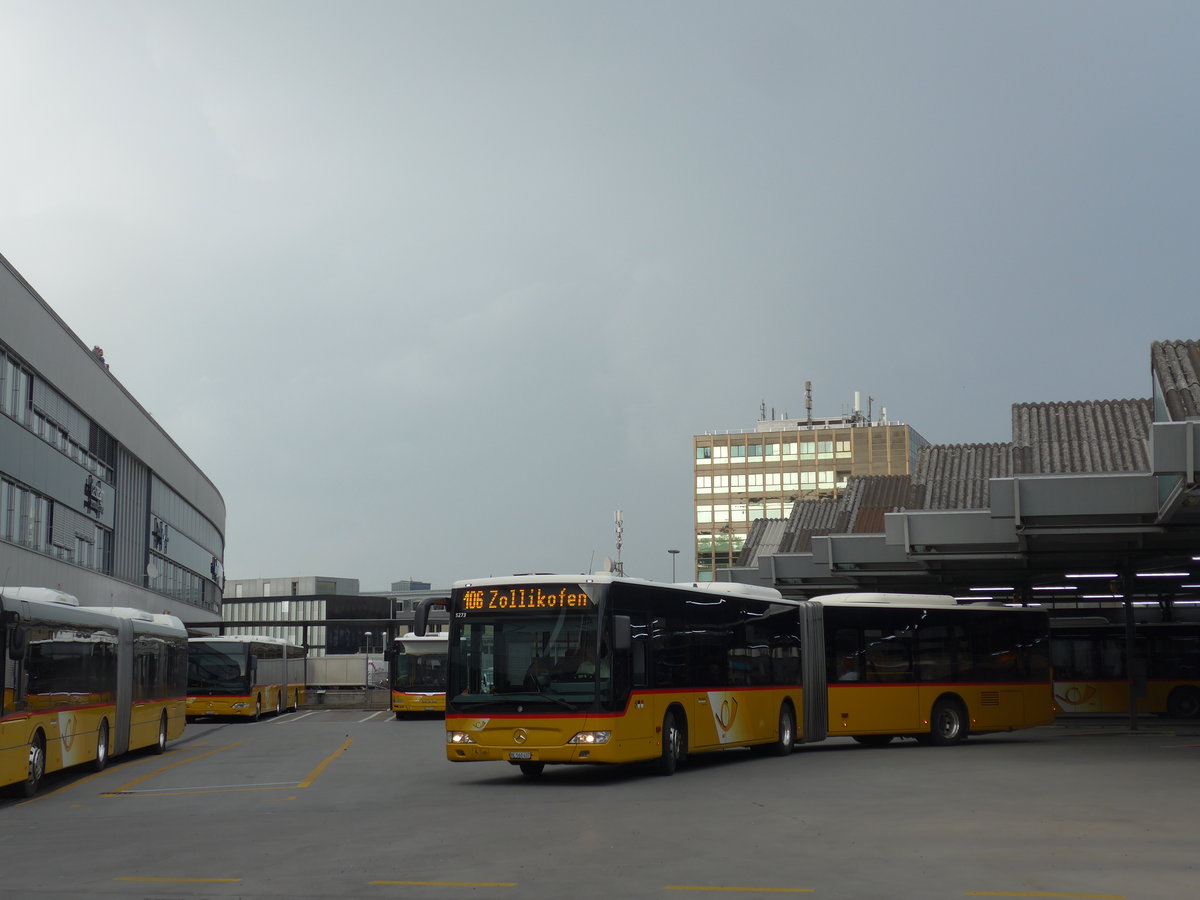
xmin=392 ymin=691 xmax=447 ymax=714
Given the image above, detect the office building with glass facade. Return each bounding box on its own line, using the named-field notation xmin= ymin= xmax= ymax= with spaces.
xmin=1 ymin=252 xmax=225 ymax=623
xmin=694 ymin=407 xmax=928 ymax=581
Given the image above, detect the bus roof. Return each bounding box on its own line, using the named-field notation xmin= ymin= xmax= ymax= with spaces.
xmin=809 ymin=592 xmax=1026 ymax=610
xmin=451 ymin=573 xmax=791 ymax=604
xmin=1 ymin=589 xmax=187 ymax=634
xmin=398 ymin=632 xmax=448 ymax=643
xmin=189 ymin=634 xmax=304 ymax=649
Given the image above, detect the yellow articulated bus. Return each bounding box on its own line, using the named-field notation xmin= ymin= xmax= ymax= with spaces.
xmin=444 ymin=575 xmax=1054 ymax=777
xmin=186 ymin=635 xmax=305 ymax=720
xmin=1051 ymin=619 xmax=1200 ymax=718
xmin=1 ymin=587 xmax=187 ymax=797
xmin=389 ymin=632 xmax=448 ymax=717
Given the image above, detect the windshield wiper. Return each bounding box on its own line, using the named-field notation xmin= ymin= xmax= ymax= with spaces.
xmin=502 ymin=690 xmax=579 ymax=711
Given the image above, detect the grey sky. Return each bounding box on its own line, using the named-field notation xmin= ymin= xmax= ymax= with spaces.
xmin=2 ymin=2 xmax=1197 ymax=590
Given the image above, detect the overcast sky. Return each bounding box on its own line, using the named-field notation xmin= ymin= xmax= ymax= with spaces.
xmin=2 ymin=2 xmax=1197 ymax=591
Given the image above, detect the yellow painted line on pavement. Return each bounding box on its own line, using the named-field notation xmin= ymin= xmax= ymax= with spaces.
xmin=297 ymin=736 xmax=352 ymax=788
xmin=102 ymin=741 xmax=244 ymax=796
xmin=370 ymin=881 xmax=517 ymax=888
xmin=665 ymin=888 xmax=814 ymax=894
xmin=966 ymin=893 xmax=1125 ymax=899
xmin=116 ymin=877 xmax=241 ymax=883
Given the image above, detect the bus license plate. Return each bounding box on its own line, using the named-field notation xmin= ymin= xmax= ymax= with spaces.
xmin=509 ymin=751 xmax=532 ymax=760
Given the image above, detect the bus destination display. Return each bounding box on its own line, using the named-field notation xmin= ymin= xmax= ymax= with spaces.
xmin=460 ymin=585 xmax=594 ymax=613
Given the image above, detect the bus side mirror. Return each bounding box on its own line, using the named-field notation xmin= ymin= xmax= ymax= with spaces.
xmin=8 ymin=624 xmax=27 ymax=661
xmin=613 ymin=616 xmax=632 ymax=651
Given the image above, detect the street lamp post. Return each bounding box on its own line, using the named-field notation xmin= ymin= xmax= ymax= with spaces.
xmin=668 ymin=549 xmax=680 ymax=582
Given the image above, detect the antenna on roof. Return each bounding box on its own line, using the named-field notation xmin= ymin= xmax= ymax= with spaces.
xmin=805 ymin=381 xmax=813 ymax=426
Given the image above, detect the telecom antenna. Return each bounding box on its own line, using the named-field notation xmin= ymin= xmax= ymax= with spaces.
xmin=614 ymin=510 xmax=625 ymax=576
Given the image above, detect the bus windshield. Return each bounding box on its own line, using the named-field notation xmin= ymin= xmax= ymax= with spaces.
xmin=187 ymin=641 xmax=250 ymax=694
xmin=451 ymin=607 xmax=604 ymax=709
xmin=394 ymin=650 xmax=448 ymax=691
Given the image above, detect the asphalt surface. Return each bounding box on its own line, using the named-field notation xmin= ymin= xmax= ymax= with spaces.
xmin=3 ymin=711 xmax=1197 ymax=900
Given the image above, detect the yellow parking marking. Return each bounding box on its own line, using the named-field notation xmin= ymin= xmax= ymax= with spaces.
xmin=297 ymin=736 xmax=352 ymax=788
xmin=966 ymin=893 xmax=1125 ymax=899
xmin=102 ymin=741 xmax=243 ymax=796
xmin=117 ymin=877 xmax=241 ymax=883
xmin=17 ymin=747 xmax=185 ymax=804
xmin=665 ymin=888 xmax=814 ymax=894
xmin=370 ymin=881 xmax=517 ymax=888
xmin=100 ymin=737 xmax=350 ymax=797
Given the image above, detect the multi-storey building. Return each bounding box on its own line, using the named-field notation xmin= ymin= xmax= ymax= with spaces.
xmin=221 ymin=575 xmax=448 ymax=656
xmin=1 ymin=252 xmax=225 ymax=621
xmin=693 ymin=393 xmax=928 ymax=581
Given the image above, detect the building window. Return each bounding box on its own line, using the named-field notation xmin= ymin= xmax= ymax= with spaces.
xmin=696 ymin=447 xmax=712 ymax=462
xmin=695 ymin=476 xmax=712 ymax=494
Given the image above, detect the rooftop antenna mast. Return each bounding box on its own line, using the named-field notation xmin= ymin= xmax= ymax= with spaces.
xmin=805 ymin=381 xmax=813 ymax=426
xmin=614 ymin=510 xmax=625 ymax=576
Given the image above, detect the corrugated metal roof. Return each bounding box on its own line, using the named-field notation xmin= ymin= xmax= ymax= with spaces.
xmin=1011 ymin=399 xmax=1152 ymax=473
xmin=1152 ymin=339 xmax=1200 ymax=420
xmin=736 ymin=518 xmax=789 ymax=566
xmin=913 ymin=443 xmax=1012 ymax=509
xmin=731 ymin=339 xmax=1192 ymax=571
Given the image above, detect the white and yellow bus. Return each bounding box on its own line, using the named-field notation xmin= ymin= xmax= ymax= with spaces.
xmin=1 ymin=587 xmax=187 ymax=797
xmin=445 ymin=576 xmax=1054 ymax=777
xmin=186 ymin=635 xmax=305 ymax=720
xmin=390 ymin=632 xmax=448 ymax=717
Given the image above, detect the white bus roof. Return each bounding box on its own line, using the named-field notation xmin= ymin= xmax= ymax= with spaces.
xmin=189 ymin=634 xmax=304 ymax=648
xmin=451 ymin=573 xmax=791 ymax=604
xmin=1 ymin=589 xmax=187 ymax=634
xmin=1 ymin=586 xmax=80 ymax=606
xmin=809 ymin=592 xmax=1022 ymax=609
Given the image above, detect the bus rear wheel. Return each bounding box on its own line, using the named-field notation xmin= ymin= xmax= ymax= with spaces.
xmin=1166 ymin=686 xmax=1200 ymax=718
xmin=93 ymin=720 xmax=110 ymax=772
xmin=921 ymin=698 xmax=968 ymax=746
xmin=152 ymin=712 xmax=168 ymax=754
xmin=770 ymin=703 xmax=796 ymax=756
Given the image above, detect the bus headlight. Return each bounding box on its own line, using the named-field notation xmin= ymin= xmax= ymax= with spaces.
xmin=447 ymin=732 xmax=476 ymax=744
xmin=231 ymin=702 xmax=247 ymax=710
xmin=568 ymin=731 xmax=611 ymax=745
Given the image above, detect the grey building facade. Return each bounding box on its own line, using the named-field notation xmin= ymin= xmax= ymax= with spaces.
xmin=1 ymin=252 xmax=225 ymax=622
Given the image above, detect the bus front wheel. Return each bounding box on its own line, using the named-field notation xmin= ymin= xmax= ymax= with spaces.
xmin=17 ymin=733 xmax=46 ymax=797
xmin=656 ymin=711 xmax=686 ymax=776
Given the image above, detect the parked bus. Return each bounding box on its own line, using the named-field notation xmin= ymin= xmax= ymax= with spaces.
xmin=186 ymin=635 xmax=305 ymax=720
xmin=389 ymin=632 xmax=448 ymax=717
xmin=1051 ymin=619 xmax=1200 ymax=718
xmin=1 ymin=587 xmax=187 ymax=797
xmin=445 ymin=575 xmax=1054 ymax=777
